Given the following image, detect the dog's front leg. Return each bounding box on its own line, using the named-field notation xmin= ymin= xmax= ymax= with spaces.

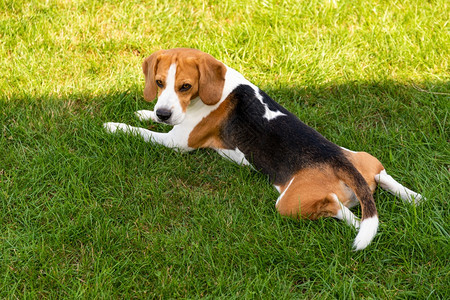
xmin=103 ymin=122 xmax=190 ymax=151
xmin=134 ymin=110 xmax=157 ymax=122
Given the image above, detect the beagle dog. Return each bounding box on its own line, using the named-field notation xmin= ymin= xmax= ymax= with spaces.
xmin=104 ymin=48 xmax=423 ymax=250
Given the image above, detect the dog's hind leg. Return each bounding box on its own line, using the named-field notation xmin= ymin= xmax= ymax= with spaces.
xmin=374 ymin=170 xmax=424 ymax=204
xmin=342 ymin=149 xmax=424 ymax=204
xmin=275 ymin=169 xmax=379 ymax=250
xmin=330 ymin=193 xmax=360 ymax=229
xmin=275 ymin=168 xmax=359 ymax=227
xmin=275 ymin=182 xmax=359 ymax=229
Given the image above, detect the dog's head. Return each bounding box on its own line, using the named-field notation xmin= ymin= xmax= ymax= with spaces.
xmin=142 ymin=48 xmax=226 ymax=125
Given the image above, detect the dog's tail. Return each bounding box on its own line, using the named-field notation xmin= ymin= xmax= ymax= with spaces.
xmin=335 ymin=161 xmax=379 ymax=251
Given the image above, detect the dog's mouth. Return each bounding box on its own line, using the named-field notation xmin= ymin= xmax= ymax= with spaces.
xmin=157 ymin=114 xmax=185 ymax=126
xmin=169 ymin=114 xmax=185 ymax=125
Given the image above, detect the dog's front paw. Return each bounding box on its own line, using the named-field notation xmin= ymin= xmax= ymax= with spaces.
xmin=135 ymin=110 xmax=156 ymax=121
xmin=103 ymin=122 xmax=131 ymax=134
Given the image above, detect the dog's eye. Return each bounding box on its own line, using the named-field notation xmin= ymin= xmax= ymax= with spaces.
xmin=179 ymin=83 xmax=192 ymax=92
xmin=156 ymin=80 xmax=164 ymax=88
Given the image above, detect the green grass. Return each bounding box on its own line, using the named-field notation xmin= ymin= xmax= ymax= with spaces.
xmin=1 ymin=0 xmax=449 ymax=298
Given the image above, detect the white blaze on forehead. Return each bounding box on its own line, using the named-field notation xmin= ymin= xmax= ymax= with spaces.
xmin=156 ymin=63 xmax=178 ymax=109
xmin=155 ymin=63 xmax=185 ymax=124
xmin=166 ymin=63 xmax=177 ymax=91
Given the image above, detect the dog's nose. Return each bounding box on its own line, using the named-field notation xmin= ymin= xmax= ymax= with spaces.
xmin=156 ymin=109 xmax=172 ymax=121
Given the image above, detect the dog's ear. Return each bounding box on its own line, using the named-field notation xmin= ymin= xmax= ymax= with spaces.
xmin=197 ymin=54 xmax=226 ymax=105
xmin=142 ymin=50 xmax=164 ymax=101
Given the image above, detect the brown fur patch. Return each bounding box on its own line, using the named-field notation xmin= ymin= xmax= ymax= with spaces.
xmin=188 ymin=98 xmax=236 ymax=149
xmin=142 ymin=50 xmax=164 ymax=101
xmin=276 ymin=150 xmax=384 ymax=220
xmin=276 ymin=166 xmax=344 ymax=219
xmin=342 ymin=150 xmax=385 ymax=193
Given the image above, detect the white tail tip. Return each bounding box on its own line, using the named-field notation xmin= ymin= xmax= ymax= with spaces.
xmin=353 ymin=216 xmax=379 ymax=251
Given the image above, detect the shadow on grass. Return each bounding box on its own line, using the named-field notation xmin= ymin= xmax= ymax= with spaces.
xmin=1 ymin=79 xmax=447 ymax=225
xmin=1 ymin=79 xmax=448 ymax=191
xmin=2 ymin=78 xmax=447 ymax=161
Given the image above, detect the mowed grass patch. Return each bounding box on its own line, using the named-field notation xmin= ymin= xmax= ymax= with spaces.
xmin=1 ymin=0 xmax=449 ymax=298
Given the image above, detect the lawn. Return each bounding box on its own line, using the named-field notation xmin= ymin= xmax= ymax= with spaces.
xmin=1 ymin=0 xmax=449 ymax=298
